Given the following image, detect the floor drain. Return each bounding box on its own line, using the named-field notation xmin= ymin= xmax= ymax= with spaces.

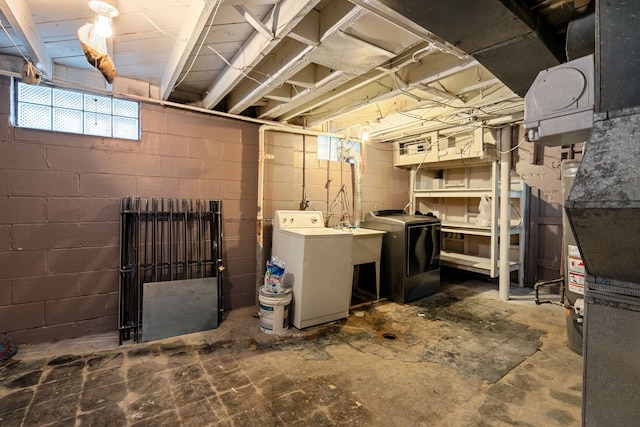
xmin=383 ymin=333 xmax=397 ymax=340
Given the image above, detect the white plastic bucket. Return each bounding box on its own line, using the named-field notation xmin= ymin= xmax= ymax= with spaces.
xmin=258 ymin=289 xmax=292 ymax=335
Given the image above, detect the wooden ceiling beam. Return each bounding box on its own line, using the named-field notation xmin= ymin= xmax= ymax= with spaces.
xmin=201 ymin=0 xmax=320 ymax=109
xmin=0 ymin=0 xmax=53 ymax=77
xmin=232 ymin=5 xmax=273 ymax=41
xmin=160 ymin=0 xmax=222 ymax=100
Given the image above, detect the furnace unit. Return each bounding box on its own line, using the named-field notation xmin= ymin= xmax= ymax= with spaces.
xmin=525 ymin=2 xmax=640 ymax=424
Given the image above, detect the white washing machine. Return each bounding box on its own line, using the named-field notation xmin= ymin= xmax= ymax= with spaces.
xmin=272 ymin=210 xmax=353 ymax=329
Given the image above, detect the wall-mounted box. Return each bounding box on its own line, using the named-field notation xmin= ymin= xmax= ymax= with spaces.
xmin=524 ymin=54 xmax=594 ymax=146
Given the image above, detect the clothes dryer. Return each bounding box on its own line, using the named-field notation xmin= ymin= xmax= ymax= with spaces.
xmin=362 ymin=210 xmax=441 ymax=303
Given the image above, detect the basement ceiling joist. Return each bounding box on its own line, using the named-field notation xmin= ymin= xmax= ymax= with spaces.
xmin=200 ymin=0 xmax=321 ymax=109
xmin=0 ymin=0 xmax=590 ymax=143
xmin=159 ymin=0 xmax=221 ymax=99
xmin=0 ymin=0 xmax=52 ymax=76
xmin=294 ymin=51 xmax=482 ymax=128
xmin=371 ymin=85 xmax=524 ymax=143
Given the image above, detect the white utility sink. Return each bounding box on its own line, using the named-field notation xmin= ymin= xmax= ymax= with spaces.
xmin=339 ymin=227 xmax=385 ymax=301
xmin=348 ymin=228 xmax=385 ymax=265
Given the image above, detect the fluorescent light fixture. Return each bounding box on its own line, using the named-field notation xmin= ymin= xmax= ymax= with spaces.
xmin=89 ymin=1 xmax=119 ymax=38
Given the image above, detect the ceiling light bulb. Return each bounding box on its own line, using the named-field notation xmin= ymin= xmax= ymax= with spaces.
xmin=361 ymin=126 xmax=371 ymax=142
xmin=88 ymin=1 xmax=118 ymax=38
xmin=95 ymin=15 xmax=112 ymax=37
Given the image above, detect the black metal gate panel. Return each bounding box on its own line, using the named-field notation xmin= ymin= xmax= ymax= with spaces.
xmin=119 ymin=197 xmax=223 ymax=343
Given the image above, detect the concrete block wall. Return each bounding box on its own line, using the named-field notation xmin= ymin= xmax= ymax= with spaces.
xmin=262 ymin=130 xmax=409 ymax=261
xmin=0 ymin=75 xmax=408 ymax=344
xmin=0 ymin=76 xmax=260 ymax=344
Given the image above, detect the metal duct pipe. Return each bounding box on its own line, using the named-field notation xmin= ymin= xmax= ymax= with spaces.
xmin=372 ymin=0 xmax=564 ymax=97
xmin=343 ymin=150 xmax=363 ymax=226
xmin=566 ymin=12 xmax=595 ymax=61
xmin=564 ymin=3 xmax=640 ymax=423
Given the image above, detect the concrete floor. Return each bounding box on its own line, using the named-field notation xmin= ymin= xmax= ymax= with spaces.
xmin=0 ymin=274 xmax=582 ymax=426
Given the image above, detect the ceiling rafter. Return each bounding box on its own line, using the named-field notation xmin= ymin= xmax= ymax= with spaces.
xmin=224 ymin=1 xmax=370 ymax=114
xmin=160 ymin=0 xmax=222 ymax=100
xmin=303 ymin=55 xmax=480 ymax=127
xmin=258 ymin=68 xmax=353 ymax=121
xmin=264 ymin=43 xmax=438 ymax=121
xmin=268 ymin=68 xmax=383 ymax=121
xmin=0 ymin=0 xmax=577 ymax=145
xmin=372 ymin=86 xmax=523 ymax=143
xmin=0 ymin=0 xmax=53 ymax=77
xmin=417 ymin=85 xmax=462 ymax=102
xmin=232 ymin=4 xmax=273 ymax=41
xmin=201 ymin=0 xmax=321 ymax=110
xmin=252 ymin=6 xmax=453 ymax=122
xmin=226 ymin=37 xmax=313 ymax=114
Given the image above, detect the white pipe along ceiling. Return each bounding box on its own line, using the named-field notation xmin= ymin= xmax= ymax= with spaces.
xmin=0 ymin=0 xmax=587 ymax=143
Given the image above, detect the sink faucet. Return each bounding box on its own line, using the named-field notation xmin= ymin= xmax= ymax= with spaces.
xmin=334 ymin=220 xmax=353 ymax=231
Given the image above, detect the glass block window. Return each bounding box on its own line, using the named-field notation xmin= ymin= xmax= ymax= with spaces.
xmin=317 ymin=136 xmax=361 ymax=162
xmin=14 ymin=81 xmax=140 ymax=140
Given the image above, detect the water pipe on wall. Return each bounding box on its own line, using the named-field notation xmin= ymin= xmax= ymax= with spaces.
xmin=342 ymin=150 xmax=363 ymax=227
